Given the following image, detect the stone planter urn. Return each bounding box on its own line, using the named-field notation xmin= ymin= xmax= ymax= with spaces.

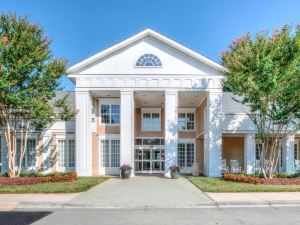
xmin=120 ymin=164 xmax=133 ymax=179
xmin=169 ymin=165 xmax=181 ymax=179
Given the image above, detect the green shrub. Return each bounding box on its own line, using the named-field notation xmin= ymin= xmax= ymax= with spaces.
xmin=273 ymin=172 xmax=290 ymax=178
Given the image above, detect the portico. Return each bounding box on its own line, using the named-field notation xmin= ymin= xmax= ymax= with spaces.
xmin=73 ymin=85 xmax=223 ymax=177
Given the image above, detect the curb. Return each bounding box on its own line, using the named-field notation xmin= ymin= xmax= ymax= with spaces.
xmin=6 ymin=201 xmax=300 ymax=211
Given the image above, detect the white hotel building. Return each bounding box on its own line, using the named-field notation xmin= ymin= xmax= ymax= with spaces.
xmin=0 ymin=29 xmax=299 ymax=177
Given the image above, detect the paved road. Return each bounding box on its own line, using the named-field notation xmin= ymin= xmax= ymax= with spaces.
xmin=0 ymin=211 xmax=51 ymax=225
xmin=6 ymin=207 xmax=295 ymax=225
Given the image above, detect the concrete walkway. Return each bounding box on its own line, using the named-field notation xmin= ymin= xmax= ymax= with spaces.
xmin=70 ymin=176 xmax=213 ymax=208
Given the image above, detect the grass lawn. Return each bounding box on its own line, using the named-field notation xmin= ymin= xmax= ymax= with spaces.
xmin=188 ymin=177 xmax=300 ymax=192
xmin=0 ymin=177 xmax=109 ymax=193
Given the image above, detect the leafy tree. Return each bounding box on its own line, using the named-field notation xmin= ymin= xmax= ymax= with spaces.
xmin=0 ymin=13 xmax=73 ymax=177
xmin=221 ymin=25 xmax=300 ymax=178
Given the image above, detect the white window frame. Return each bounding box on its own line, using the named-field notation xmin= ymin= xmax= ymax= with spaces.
xmin=57 ymin=138 xmax=76 ymax=172
xmin=98 ymin=98 xmax=120 ymax=126
xmin=141 ymin=108 xmax=161 ymax=132
xmin=16 ymin=138 xmax=38 ymax=171
xmin=255 ymin=143 xmax=262 ymax=160
xmin=178 ymin=108 xmax=196 ymax=131
xmin=177 ymin=139 xmax=196 ymax=168
xmin=295 ymin=140 xmax=299 ymax=160
xmin=99 ymin=135 xmax=120 ymax=168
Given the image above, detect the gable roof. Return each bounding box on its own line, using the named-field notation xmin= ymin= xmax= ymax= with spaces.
xmin=66 ymin=28 xmax=226 ymax=74
xmin=222 ymin=92 xmax=250 ymax=113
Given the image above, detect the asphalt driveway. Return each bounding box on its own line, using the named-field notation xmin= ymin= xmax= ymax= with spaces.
xmin=70 ymin=176 xmax=213 ymax=208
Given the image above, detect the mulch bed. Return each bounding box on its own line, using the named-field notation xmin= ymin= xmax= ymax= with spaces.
xmin=0 ymin=172 xmax=77 ymax=185
xmin=261 ymin=178 xmax=300 ymax=185
xmin=0 ymin=177 xmax=44 ymax=185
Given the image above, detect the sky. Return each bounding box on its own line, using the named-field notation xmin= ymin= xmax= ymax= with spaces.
xmin=1 ymin=0 xmax=300 ymax=90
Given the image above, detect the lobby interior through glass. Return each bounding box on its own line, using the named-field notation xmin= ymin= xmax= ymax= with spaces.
xmin=134 ymin=138 xmax=165 ymax=173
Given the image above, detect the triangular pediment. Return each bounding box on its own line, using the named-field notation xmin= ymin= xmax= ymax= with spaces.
xmin=67 ymin=29 xmax=226 ymax=77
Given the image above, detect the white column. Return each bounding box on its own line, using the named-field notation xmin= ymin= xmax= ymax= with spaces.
xmin=120 ymin=90 xmax=135 ymax=176
xmin=282 ymin=135 xmax=295 ymax=174
xmin=164 ymin=90 xmax=178 ymax=177
xmin=244 ymin=133 xmax=256 ymax=174
xmin=75 ymin=91 xmax=92 ymax=176
xmin=204 ymin=91 xmax=222 ymax=177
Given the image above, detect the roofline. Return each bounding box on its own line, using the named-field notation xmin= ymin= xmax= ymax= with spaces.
xmin=66 ymin=28 xmax=227 ymax=75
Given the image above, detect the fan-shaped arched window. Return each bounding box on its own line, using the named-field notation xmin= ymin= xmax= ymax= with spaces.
xmin=135 ymin=54 xmax=162 ymax=67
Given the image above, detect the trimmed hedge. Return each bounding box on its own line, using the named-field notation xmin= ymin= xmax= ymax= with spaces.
xmin=223 ymin=173 xmax=262 ymax=185
xmin=223 ymin=173 xmax=300 ymax=185
xmin=0 ymin=172 xmax=77 ymax=185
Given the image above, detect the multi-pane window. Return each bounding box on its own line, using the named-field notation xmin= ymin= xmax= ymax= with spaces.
xmin=101 ymin=139 xmax=120 ymax=167
xmin=111 ymin=140 xmax=120 ymax=167
xmin=135 ymin=54 xmax=162 ymax=67
xmin=58 ymin=139 xmax=75 ymax=169
xmin=16 ymin=139 xmax=36 ymax=168
xmin=178 ymin=113 xmax=195 ymax=131
xmin=186 ymin=143 xmax=194 ymax=167
xmin=101 ymin=140 xmax=110 ymax=167
xmin=178 ymin=143 xmax=185 ymax=167
xmin=178 ymin=142 xmax=194 ymax=167
xmin=255 ymin=143 xmax=262 ymax=160
xmin=142 ymin=113 xmax=160 ymax=131
xmin=101 ymin=104 xmax=120 ymax=124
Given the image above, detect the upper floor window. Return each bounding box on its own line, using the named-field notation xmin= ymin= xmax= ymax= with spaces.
xmin=142 ymin=109 xmax=161 ymax=131
xmin=178 ymin=112 xmax=195 ymax=131
xmin=135 ymin=54 xmax=162 ymax=67
xmin=101 ymin=104 xmax=120 ymax=125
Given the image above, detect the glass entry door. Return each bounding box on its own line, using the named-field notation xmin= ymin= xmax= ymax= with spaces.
xmin=135 ymin=146 xmax=165 ymax=173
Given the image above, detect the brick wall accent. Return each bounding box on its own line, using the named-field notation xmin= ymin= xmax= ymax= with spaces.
xmin=196 ymin=98 xmax=207 ymax=135
xmin=196 ymin=138 xmax=204 ymax=174
xmin=92 ymin=132 xmax=99 ymax=175
xmin=222 ymin=136 xmax=244 ymax=166
xmin=178 ymin=131 xmax=196 ymax=138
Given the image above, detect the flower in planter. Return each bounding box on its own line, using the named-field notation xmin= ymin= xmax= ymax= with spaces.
xmin=169 ymin=164 xmax=180 ymax=173
xmin=169 ymin=164 xmax=181 ymax=179
xmin=120 ymin=164 xmax=133 ymax=179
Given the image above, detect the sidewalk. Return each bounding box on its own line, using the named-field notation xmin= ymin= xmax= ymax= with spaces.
xmin=0 ymin=193 xmax=79 ymax=211
xmin=206 ymin=192 xmax=300 ymax=207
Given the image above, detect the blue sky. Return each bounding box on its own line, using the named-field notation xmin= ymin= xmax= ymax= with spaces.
xmin=1 ymin=0 xmax=300 ymax=90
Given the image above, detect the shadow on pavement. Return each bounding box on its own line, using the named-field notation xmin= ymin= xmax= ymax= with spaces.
xmin=0 ymin=211 xmax=52 ymax=225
